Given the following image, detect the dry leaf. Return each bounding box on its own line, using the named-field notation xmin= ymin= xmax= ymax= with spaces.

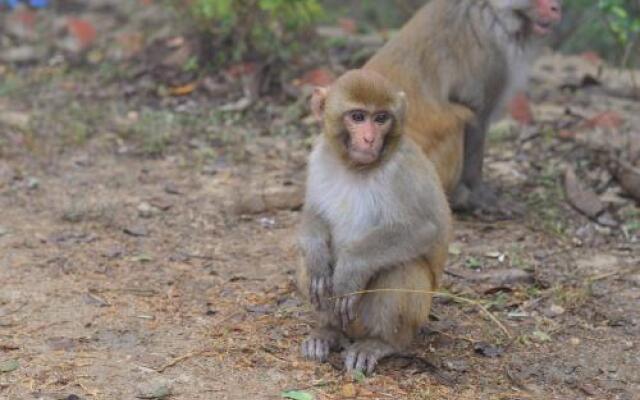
xmin=169 ymin=82 xmax=197 ymax=96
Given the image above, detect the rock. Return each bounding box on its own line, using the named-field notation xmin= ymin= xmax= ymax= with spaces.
xmin=102 ymin=246 xmax=123 ymax=259
xmin=0 ymin=111 xmax=31 ymax=131
xmin=136 ymin=380 xmax=171 ymax=399
xmin=137 ymin=202 xmax=157 ymax=218
xmin=0 ymin=45 xmax=44 ymax=63
xmin=564 ymin=168 xmax=605 ymax=219
xmin=443 ymin=359 xmax=469 ymax=372
xmin=26 ymin=177 xmax=39 ymax=190
xmin=469 ymin=268 xmax=534 ymax=286
xmin=474 ymin=342 xmax=503 ymax=358
xmin=164 ymin=182 xmax=183 ymax=195
xmin=148 ymin=198 xmax=173 ymax=211
xmin=123 ymin=226 xmax=149 ymax=237
xmin=0 ymin=359 xmax=19 ymax=373
xmin=219 ymin=97 xmax=252 ymax=113
xmin=576 ymin=254 xmax=618 ymax=273
xmin=5 ymin=8 xmax=38 ymax=40
xmin=613 ymin=161 xmax=640 ymax=202
xmin=232 ymin=184 xmax=303 ymax=215
xmin=548 ymin=304 xmax=566 ymax=317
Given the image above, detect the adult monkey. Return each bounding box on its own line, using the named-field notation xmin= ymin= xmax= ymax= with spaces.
xmin=364 ymin=0 xmax=562 ymax=213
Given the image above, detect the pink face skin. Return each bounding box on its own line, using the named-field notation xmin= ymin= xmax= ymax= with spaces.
xmin=531 ymin=0 xmax=562 ymax=35
xmin=343 ymin=109 xmax=393 ymax=165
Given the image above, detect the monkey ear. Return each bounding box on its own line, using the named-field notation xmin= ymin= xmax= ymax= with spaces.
xmin=310 ymin=87 xmax=328 ymax=121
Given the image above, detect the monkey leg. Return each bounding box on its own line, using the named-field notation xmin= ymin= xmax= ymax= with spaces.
xmin=344 ymin=258 xmax=438 ymax=374
xmin=453 ymin=117 xmax=502 ymax=212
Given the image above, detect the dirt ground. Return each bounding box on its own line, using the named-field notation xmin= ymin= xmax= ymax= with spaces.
xmin=1 ymin=2 xmax=639 ymax=400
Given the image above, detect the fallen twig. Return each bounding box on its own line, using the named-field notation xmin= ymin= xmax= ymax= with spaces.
xmin=156 ymin=349 xmax=215 ymax=373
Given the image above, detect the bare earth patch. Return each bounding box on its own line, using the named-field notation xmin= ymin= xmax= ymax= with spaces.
xmin=1 ymin=2 xmax=639 ymax=399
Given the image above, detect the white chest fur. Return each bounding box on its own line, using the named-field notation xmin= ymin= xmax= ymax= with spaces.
xmin=305 ymin=141 xmax=408 ymax=245
xmin=491 ymin=40 xmax=538 ymax=122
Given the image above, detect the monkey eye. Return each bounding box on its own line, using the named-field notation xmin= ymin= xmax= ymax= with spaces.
xmin=349 ymin=110 xmax=367 ymax=123
xmin=373 ymin=112 xmax=391 ymax=125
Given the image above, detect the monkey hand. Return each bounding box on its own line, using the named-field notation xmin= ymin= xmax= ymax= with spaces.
xmin=331 ymin=264 xmax=364 ymax=329
xmin=333 ymin=293 xmax=360 ymax=329
xmin=309 ymin=272 xmax=333 ymax=311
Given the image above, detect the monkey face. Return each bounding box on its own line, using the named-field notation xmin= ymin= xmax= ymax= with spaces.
xmin=342 ymin=109 xmax=394 ymax=165
xmin=521 ymin=0 xmax=563 ymax=36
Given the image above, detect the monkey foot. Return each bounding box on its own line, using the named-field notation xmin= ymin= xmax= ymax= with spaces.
xmin=451 ymin=182 xmax=522 ymax=220
xmin=301 ymin=328 xmax=343 ymax=363
xmin=302 ymin=337 xmax=331 ymax=363
xmin=344 ymin=339 xmax=395 ymax=375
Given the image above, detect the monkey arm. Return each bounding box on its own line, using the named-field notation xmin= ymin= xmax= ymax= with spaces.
xmin=331 ymin=221 xmax=439 ymax=327
xmin=333 ymin=221 xmax=438 ymax=296
xmin=298 ymin=208 xmax=334 ymax=308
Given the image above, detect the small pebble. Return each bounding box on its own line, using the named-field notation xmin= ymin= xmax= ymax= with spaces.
xmin=137 ymin=202 xmax=156 ymax=218
xmin=26 ymin=177 xmax=39 ymax=190
xmin=549 ymin=304 xmax=566 ymax=316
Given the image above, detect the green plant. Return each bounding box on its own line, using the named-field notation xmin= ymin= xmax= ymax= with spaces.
xmin=175 ymin=0 xmax=323 ymax=65
xmin=598 ymin=0 xmax=640 ymax=66
xmin=559 ymin=0 xmax=640 ymax=66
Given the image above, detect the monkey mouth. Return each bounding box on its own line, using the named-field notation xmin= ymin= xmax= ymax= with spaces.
xmin=349 ymin=149 xmax=379 ymax=165
xmin=532 ymin=20 xmax=553 ymax=35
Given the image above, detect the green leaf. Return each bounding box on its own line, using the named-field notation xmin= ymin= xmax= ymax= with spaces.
xmin=352 ymin=370 xmax=366 ymax=383
xmin=0 ymin=359 xmax=19 ymax=373
xmin=281 ymin=390 xmax=314 ymax=400
xmin=465 ymin=256 xmax=482 ymax=270
xmin=532 ymin=330 xmax=552 ymax=343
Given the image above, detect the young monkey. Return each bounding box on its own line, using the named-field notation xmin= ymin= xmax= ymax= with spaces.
xmin=297 ymin=69 xmax=451 ymax=374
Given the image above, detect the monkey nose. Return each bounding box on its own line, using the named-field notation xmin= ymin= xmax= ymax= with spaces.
xmin=549 ymin=0 xmax=562 ymax=20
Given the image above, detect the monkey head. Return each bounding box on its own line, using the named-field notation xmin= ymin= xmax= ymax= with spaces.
xmin=311 ymin=69 xmax=407 ymax=168
xmin=491 ymin=0 xmax=562 ymax=36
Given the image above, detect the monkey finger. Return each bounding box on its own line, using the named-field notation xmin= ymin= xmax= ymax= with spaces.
xmin=317 ymin=278 xmax=325 ymax=299
xmin=366 ymin=355 xmax=378 ymax=375
xmin=340 ymin=299 xmax=350 ymax=329
xmin=309 ymin=280 xmax=318 ymax=306
xmin=302 ymin=339 xmax=315 ymax=360
xmin=316 ymin=340 xmax=329 ymax=362
xmin=324 ymin=276 xmax=333 ymax=295
xmin=344 ymin=350 xmax=357 ymax=372
xmin=346 ymin=296 xmax=358 ymax=322
xmin=355 ymin=351 xmax=368 ymax=373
